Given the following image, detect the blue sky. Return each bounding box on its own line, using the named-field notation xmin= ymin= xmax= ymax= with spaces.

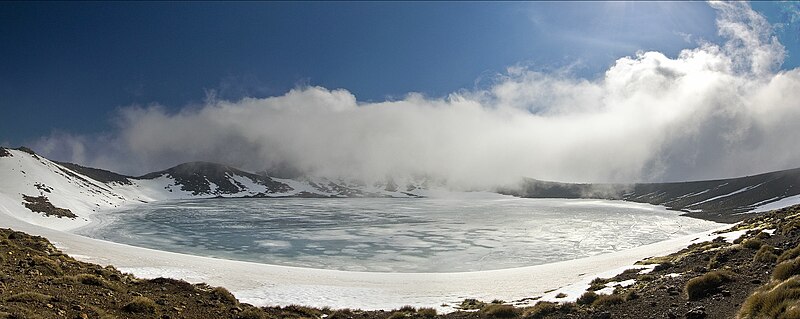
xmin=3 ymin=2 xmax=800 ymax=183
xmin=2 ymin=1 xmax=796 ymax=146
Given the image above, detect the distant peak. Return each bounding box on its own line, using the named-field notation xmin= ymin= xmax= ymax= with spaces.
xmin=167 ymin=161 xmax=237 ymax=173
xmin=138 ymin=161 xmax=246 ymax=180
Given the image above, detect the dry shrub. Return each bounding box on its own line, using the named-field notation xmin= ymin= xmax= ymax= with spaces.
xmin=754 ymin=245 xmax=778 ymax=264
xmin=653 ymin=261 xmax=674 ymax=272
xmin=74 ymin=273 xmax=106 ymax=286
xmin=122 ymin=296 xmax=157 ymax=314
xmin=742 ymin=238 xmax=764 ymax=250
xmin=738 ymin=276 xmax=800 ymax=318
xmin=588 ymin=278 xmax=608 ymax=291
xmin=773 ymin=258 xmax=800 ymax=281
xmin=5 ymin=292 xmax=53 ymax=303
xmin=576 ymin=291 xmax=598 ymax=305
xmin=592 ymin=294 xmax=624 ymax=307
xmin=210 ymin=286 xmax=238 ymax=305
xmin=522 ymin=302 xmax=559 ymax=319
xmin=459 ymin=298 xmax=486 ymax=310
xmin=778 ymin=244 xmax=800 ymax=262
xmin=282 ymin=304 xmax=322 ymax=318
xmin=388 ymin=312 xmax=408 ymax=319
xmin=398 ymin=305 xmax=416 ymax=312
xmin=481 ymin=304 xmax=518 ymax=318
xmin=417 ymin=307 xmax=437 ymax=318
xmin=31 ymin=255 xmax=62 ymax=276
xmin=684 ymin=270 xmax=734 ymax=300
xmin=238 ymin=308 xmax=268 ymax=319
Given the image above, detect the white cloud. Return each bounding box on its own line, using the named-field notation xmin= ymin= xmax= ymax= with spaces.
xmin=36 ymin=2 xmax=800 ymax=187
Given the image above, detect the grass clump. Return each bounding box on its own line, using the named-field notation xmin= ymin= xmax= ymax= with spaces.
xmin=122 ymin=296 xmax=157 ymax=314
xmin=592 ymin=294 xmax=624 ymax=307
xmin=149 ymin=277 xmax=195 ymax=291
xmin=522 ymin=302 xmax=559 ymax=319
xmin=587 ymin=277 xmax=608 ymax=291
xmin=624 ymin=290 xmax=639 ymax=301
xmin=620 ymin=268 xmax=644 ymax=276
xmin=459 ymin=298 xmax=486 ymax=310
xmin=328 ymin=309 xmax=355 ymax=319
xmin=31 ymin=255 xmax=62 ymax=276
xmin=778 ymin=219 xmax=800 ymax=235
xmin=576 ymin=291 xmax=598 ymax=305
xmin=280 ymin=305 xmax=322 ymax=318
xmin=637 ymin=274 xmax=656 ymax=282
xmin=238 ymin=308 xmax=268 ymax=319
xmin=398 ymin=305 xmax=416 ymax=312
xmin=742 ymin=238 xmax=764 ymax=250
xmin=480 ymin=304 xmax=518 ymax=318
xmin=684 ymin=270 xmax=734 ymax=300
xmin=5 ymin=292 xmax=53 ymax=303
xmin=210 ymin=286 xmax=238 ymax=305
xmin=738 ymin=276 xmax=800 ymax=318
xmin=708 ymin=246 xmax=741 ymax=269
xmin=417 ymin=307 xmax=437 ymax=318
xmin=74 ymin=273 xmax=106 ymax=286
xmin=754 ymin=245 xmax=779 ymax=264
xmin=773 ymin=258 xmax=800 ymax=281
xmin=653 ymin=261 xmax=674 ymax=272
xmin=0 ymin=306 xmax=44 ymax=319
xmin=778 ymin=244 xmax=800 ymax=262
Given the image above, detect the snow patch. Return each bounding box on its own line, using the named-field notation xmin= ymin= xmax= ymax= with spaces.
xmin=749 ymin=194 xmax=800 ymax=213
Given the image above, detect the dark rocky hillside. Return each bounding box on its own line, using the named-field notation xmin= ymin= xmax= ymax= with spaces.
xmin=55 ymin=162 xmax=133 ymax=185
xmin=6 ymin=145 xmax=799 ymax=208
xmin=139 ymin=161 xmax=292 ymax=196
xmin=500 ymin=168 xmax=800 ymax=222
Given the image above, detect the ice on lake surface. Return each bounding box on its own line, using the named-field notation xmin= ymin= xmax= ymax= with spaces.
xmin=79 ymin=193 xmax=721 ymax=272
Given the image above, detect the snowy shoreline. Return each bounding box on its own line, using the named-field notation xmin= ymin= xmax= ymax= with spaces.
xmin=0 ymin=199 xmax=733 ymax=313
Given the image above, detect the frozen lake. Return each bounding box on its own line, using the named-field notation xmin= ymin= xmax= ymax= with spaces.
xmin=79 ymin=193 xmax=721 ymax=272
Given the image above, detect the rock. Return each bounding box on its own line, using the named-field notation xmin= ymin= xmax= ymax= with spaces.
xmin=591 ymin=311 xmax=611 ymax=319
xmin=685 ymin=306 xmax=707 ymax=319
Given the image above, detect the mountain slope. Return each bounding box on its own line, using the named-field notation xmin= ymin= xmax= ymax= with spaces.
xmin=0 ymin=147 xmax=425 ymax=229
xmin=500 ymin=169 xmax=800 ymax=222
xmin=3 ymin=145 xmax=800 ymax=226
xmin=139 ymin=161 xmax=292 ymax=196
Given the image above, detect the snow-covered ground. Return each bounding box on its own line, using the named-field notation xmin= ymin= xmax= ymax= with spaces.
xmin=749 ymin=194 xmax=800 ymax=213
xmin=0 ymin=148 xmax=787 ymax=312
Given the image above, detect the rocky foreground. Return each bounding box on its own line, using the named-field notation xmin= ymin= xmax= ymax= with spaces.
xmin=3 ymin=206 xmax=800 ymax=319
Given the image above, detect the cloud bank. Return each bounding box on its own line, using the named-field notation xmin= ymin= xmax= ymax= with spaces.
xmin=36 ymin=2 xmax=800 ymax=187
